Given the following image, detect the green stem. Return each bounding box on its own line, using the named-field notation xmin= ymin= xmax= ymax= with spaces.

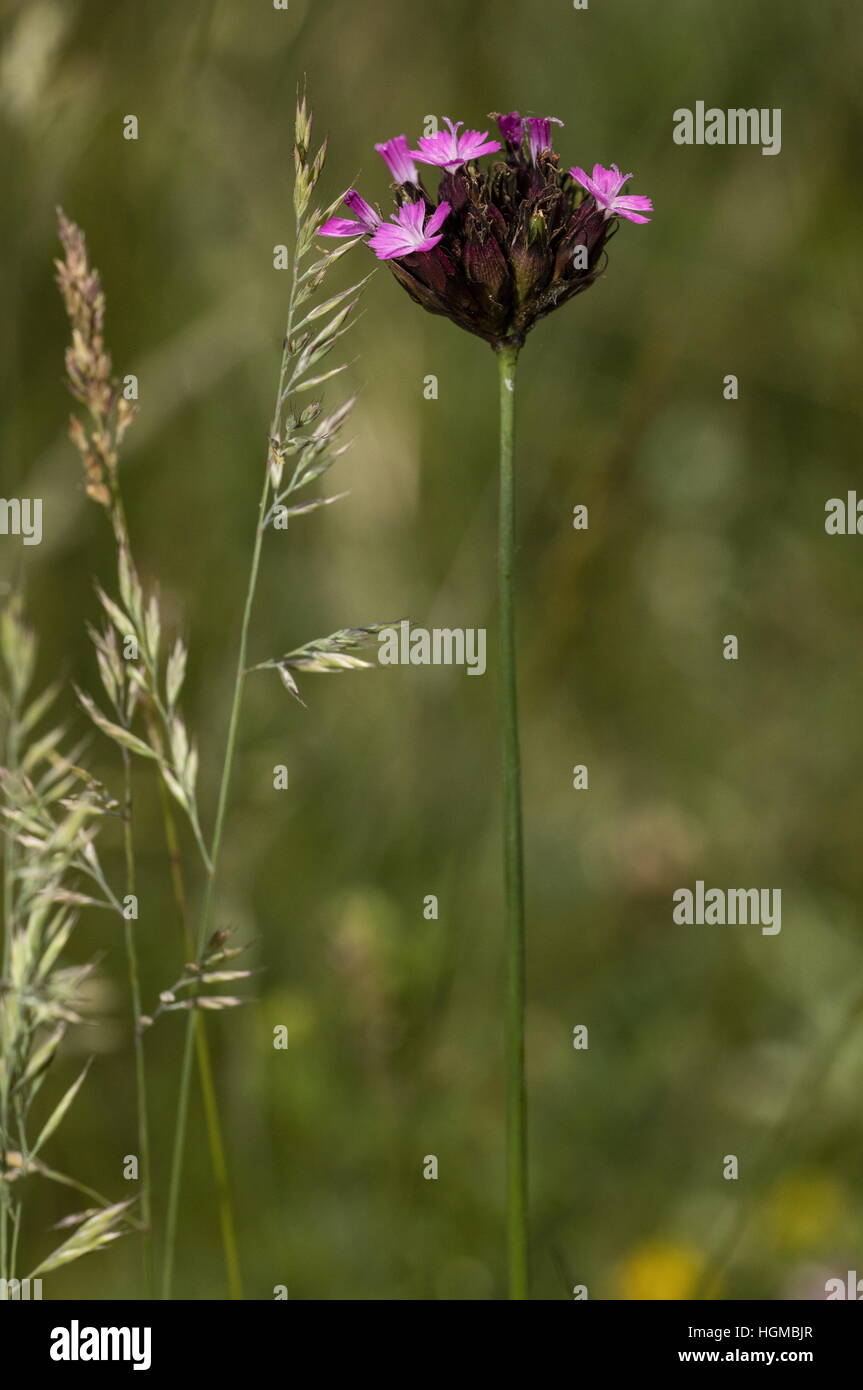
xmin=160 ymin=469 xmax=269 ymax=1300
xmin=120 ymin=748 xmax=152 ymax=1298
xmin=154 ymin=762 xmax=243 ymax=1300
xmin=497 ymin=343 xmax=528 ymax=1299
xmin=0 ymin=704 xmax=20 ymax=1282
xmin=161 ymin=218 xmax=302 ymax=1300
xmin=8 ymin=1200 xmax=21 ymax=1281
xmin=1 ymin=731 xmax=15 ymax=983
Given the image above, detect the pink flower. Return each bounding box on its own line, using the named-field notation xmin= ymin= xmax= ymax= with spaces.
xmin=412 ymin=118 xmax=501 ymax=173
xmin=375 ymin=135 xmax=418 ymax=186
xmin=526 ymin=116 xmax=563 ymax=163
xmin=569 ymin=163 xmax=653 ymax=223
xmin=367 ymin=200 xmax=451 ymax=260
xmin=318 ymin=189 xmax=381 ymax=238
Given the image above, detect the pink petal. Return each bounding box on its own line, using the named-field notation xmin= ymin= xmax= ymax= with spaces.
xmin=613 ymin=203 xmax=652 ymax=224
xmin=461 ymin=136 xmax=502 ymax=160
xmin=569 ymin=166 xmax=602 ymax=202
xmin=375 ymin=136 xmax=418 ymax=185
xmin=397 ymin=201 xmax=427 ymax=235
xmin=411 ymin=134 xmax=453 ymax=166
xmin=424 ymin=200 xmax=451 ymax=237
xmin=368 ymin=226 xmax=412 ymax=259
xmin=615 ymin=194 xmax=653 ymax=213
xmin=318 ymin=217 xmax=368 ymax=237
xmin=343 ymin=190 xmax=380 ymax=229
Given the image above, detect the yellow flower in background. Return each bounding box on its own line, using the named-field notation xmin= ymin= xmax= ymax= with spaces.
xmin=616 ymin=1239 xmax=706 ymax=1300
xmin=763 ymin=1174 xmax=843 ymax=1252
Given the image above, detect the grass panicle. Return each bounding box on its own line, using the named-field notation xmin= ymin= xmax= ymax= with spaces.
xmin=161 ymin=91 xmax=390 ymax=1299
xmin=55 ymin=210 xmax=243 ymax=1297
xmin=0 ymin=596 xmax=135 ymax=1289
xmin=47 ymin=94 xmax=391 ymax=1300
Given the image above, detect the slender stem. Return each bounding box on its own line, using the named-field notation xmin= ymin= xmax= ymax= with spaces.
xmin=161 ymin=462 xmax=271 ymax=1299
xmin=0 ymin=707 xmax=18 ymax=1282
xmin=496 ymin=343 xmax=528 ymax=1299
xmin=0 ymin=1115 xmax=7 ymax=1283
xmin=104 ymin=501 xmax=155 ymax=1295
xmin=160 ymin=471 xmax=269 ymax=1301
xmin=154 ymin=764 xmax=243 ymax=1300
xmin=161 ymin=218 xmax=302 ymax=1300
xmin=8 ymin=1200 xmax=21 ymax=1281
xmin=120 ymin=747 xmax=152 ymax=1297
xmin=1 ymin=721 xmax=15 ymax=981
xmin=200 ymin=475 xmax=270 ymax=959
xmin=193 ymin=1015 xmax=243 ymax=1291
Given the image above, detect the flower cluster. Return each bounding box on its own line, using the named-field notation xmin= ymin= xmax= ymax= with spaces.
xmin=320 ymin=112 xmax=652 ymax=349
xmin=55 ymin=211 xmax=136 ymax=508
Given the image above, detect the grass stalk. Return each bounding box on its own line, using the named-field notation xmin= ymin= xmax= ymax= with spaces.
xmin=159 ymin=97 xmax=369 ymax=1293
xmin=119 ymin=747 xmax=153 ymax=1297
xmin=160 ymin=234 xmax=300 ymax=1296
xmin=496 ymin=343 xmax=529 ymax=1299
xmin=152 ymin=700 xmax=244 ymax=1300
xmin=0 ymin=704 xmax=19 ymax=1282
xmin=160 ymin=467 xmax=270 ymax=1301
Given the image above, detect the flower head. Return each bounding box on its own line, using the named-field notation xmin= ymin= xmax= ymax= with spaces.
xmin=569 ymin=163 xmax=653 ymax=223
xmin=320 ymin=113 xmax=653 ymax=348
xmin=412 ymin=118 xmax=501 ymax=173
xmin=375 ymin=135 xmax=419 ymax=186
xmin=367 ymin=200 xmax=451 ymax=260
xmin=318 ymin=189 xmax=381 ymax=238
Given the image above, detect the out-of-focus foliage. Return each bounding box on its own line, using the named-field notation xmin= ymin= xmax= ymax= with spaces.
xmin=1 ymin=0 xmax=861 ymax=1298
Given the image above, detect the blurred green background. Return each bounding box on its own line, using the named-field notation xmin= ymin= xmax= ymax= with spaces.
xmin=2 ymin=0 xmax=862 ymax=1300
